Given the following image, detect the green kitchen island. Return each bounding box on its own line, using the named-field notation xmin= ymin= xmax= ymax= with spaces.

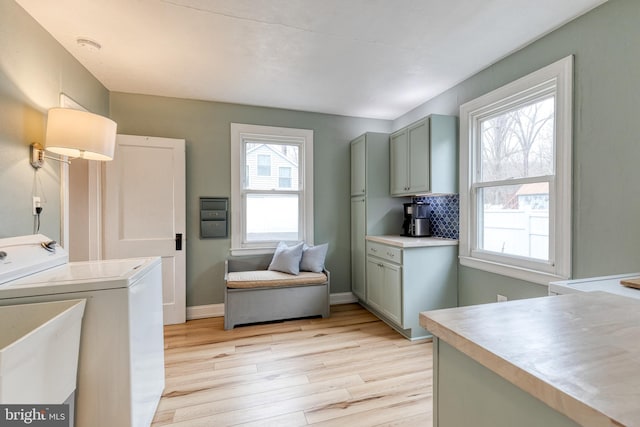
xmin=420 ymin=292 xmax=640 ymax=427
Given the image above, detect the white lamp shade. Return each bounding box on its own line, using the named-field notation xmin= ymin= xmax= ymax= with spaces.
xmin=45 ymin=108 xmax=117 ymax=161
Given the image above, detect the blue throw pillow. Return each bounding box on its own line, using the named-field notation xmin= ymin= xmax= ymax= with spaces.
xmin=268 ymin=241 xmax=305 ymax=275
xmin=300 ymin=243 xmax=328 ymax=273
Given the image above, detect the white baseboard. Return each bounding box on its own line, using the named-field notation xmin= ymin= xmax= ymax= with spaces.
xmin=186 ymin=292 xmax=359 ymax=320
xmin=330 ymin=292 xmax=358 ymax=305
xmin=186 ymin=303 xmax=224 ymax=320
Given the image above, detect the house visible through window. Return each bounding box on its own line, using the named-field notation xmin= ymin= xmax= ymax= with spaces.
xmin=477 ymin=96 xmax=553 ymax=261
xmin=230 ymin=124 xmax=314 ymax=253
xmin=459 ymin=55 xmax=573 ymax=284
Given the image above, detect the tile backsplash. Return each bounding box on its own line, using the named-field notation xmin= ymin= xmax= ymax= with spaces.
xmin=413 ymin=194 xmax=459 ymax=240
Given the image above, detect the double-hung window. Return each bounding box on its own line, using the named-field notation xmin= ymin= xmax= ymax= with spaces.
xmin=231 ymin=123 xmax=313 ymax=254
xmin=459 ymin=56 xmax=573 ymax=284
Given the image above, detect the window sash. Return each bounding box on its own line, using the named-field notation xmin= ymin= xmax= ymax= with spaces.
xmin=241 ymin=138 xmax=303 ymax=246
xmin=475 ymin=95 xmax=556 ymax=183
xmin=241 ymin=191 xmax=302 ymax=245
xmin=244 ymin=141 xmax=301 ymax=190
xmin=471 ymin=179 xmax=554 ymax=268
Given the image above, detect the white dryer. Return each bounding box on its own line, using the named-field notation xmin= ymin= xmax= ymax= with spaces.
xmin=0 ymin=234 xmax=165 ymax=427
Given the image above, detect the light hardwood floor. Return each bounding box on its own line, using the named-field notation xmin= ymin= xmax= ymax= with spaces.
xmin=151 ymin=303 xmax=434 ymax=427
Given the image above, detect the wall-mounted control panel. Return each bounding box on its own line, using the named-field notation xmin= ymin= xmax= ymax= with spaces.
xmin=200 ymin=197 xmax=228 ymax=238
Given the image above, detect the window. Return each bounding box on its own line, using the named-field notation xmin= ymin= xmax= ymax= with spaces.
xmin=257 ymin=154 xmax=271 ymax=176
xmin=231 ymin=123 xmax=313 ymax=253
xmin=279 ymin=167 xmax=292 ymax=188
xmin=459 ymin=56 xmax=573 ymax=284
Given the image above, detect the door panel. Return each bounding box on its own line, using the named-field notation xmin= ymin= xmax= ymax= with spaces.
xmin=408 ymin=120 xmax=430 ymax=193
xmin=390 ymin=130 xmax=408 ymax=195
xmin=104 ymin=135 xmax=186 ymax=325
xmin=351 ymin=197 xmax=366 ymax=300
xmin=118 ymin=144 xmax=176 ymax=240
xmin=366 ymin=258 xmax=384 ymax=312
xmin=383 ymin=262 xmax=402 ymax=325
xmin=350 ymin=136 xmax=366 ymax=196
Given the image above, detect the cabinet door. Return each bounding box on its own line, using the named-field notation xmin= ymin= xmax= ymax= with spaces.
xmin=382 ymin=262 xmax=402 ymax=325
xmin=367 ymin=255 xmax=402 ymax=327
xmin=389 ymin=130 xmax=409 ymax=195
xmin=430 ymin=115 xmax=458 ymax=194
xmin=407 ymin=119 xmax=430 ymax=194
xmin=351 ymin=197 xmax=366 ymax=300
xmin=366 ymin=257 xmax=384 ymax=312
xmin=350 ymin=135 xmax=366 ymax=196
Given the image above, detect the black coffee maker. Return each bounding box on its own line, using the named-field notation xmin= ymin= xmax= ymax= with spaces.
xmin=402 ymin=202 xmax=432 ymax=237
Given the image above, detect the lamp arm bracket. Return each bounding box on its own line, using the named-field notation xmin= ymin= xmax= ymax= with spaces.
xmin=30 ymin=142 xmax=70 ymax=169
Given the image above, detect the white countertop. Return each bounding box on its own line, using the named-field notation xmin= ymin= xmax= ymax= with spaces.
xmin=420 ymin=292 xmax=640 ymax=427
xmin=549 ymin=272 xmax=640 ymax=299
xmin=366 ymin=235 xmax=458 ymax=248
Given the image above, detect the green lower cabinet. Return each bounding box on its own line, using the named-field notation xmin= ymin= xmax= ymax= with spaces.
xmin=364 ymin=241 xmax=457 ymax=339
xmin=434 ymin=339 xmax=580 ymax=427
xmin=366 ymin=258 xmax=402 ymax=325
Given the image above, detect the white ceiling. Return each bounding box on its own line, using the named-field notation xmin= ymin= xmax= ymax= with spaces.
xmin=16 ymin=0 xmax=607 ymax=120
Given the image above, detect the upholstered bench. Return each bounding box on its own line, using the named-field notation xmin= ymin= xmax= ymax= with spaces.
xmin=224 ymin=253 xmax=330 ymax=330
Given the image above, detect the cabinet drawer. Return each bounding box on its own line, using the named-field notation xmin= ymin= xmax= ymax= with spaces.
xmin=201 ymin=210 xmax=226 ymax=221
xmin=201 ymin=220 xmax=227 ymax=238
xmin=367 ymin=241 xmax=402 ymax=264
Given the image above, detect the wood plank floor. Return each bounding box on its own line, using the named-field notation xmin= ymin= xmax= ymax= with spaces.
xmin=151 ymin=303 xmax=434 ymax=427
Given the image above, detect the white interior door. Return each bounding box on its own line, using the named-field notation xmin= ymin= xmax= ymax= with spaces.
xmin=104 ymin=134 xmax=186 ymax=325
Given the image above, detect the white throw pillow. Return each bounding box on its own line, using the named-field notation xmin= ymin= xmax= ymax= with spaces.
xmin=268 ymin=241 xmax=305 ymax=275
xmin=300 ymin=243 xmax=329 ymax=273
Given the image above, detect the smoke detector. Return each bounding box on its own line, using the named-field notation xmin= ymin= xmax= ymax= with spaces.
xmin=76 ymin=38 xmax=101 ymax=51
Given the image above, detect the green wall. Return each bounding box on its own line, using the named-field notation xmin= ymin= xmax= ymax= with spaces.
xmin=393 ymin=0 xmax=640 ymax=305
xmin=109 ymin=93 xmax=391 ymax=306
xmin=5 ymin=0 xmax=639 ymax=310
xmin=0 ymin=1 xmax=109 ymax=241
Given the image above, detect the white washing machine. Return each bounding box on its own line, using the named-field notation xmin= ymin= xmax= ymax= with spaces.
xmin=549 ymin=272 xmax=640 ymax=299
xmin=0 ymin=234 xmax=165 ymax=427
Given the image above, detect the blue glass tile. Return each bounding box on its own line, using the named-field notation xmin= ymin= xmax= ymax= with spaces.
xmin=412 ymin=194 xmax=459 ymax=240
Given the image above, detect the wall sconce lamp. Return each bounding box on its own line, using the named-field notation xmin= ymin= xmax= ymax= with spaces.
xmin=31 ymin=108 xmax=117 ymax=169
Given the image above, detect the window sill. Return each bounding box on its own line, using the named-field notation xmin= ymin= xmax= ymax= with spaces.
xmin=230 ymin=247 xmax=277 ymax=257
xmin=459 ymin=255 xmax=568 ymax=286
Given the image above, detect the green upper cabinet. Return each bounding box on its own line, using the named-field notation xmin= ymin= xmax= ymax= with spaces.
xmin=389 ymin=129 xmax=409 ymax=195
xmin=350 ymin=134 xmax=366 ymax=196
xmin=390 ymin=115 xmax=458 ymax=196
xmin=407 ymin=119 xmax=430 ymax=194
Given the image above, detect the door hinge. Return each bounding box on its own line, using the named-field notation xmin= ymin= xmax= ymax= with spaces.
xmin=175 ymin=233 xmax=183 ymax=251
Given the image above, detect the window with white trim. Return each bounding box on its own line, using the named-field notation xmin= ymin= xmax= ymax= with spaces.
xmin=459 ymin=56 xmax=573 ymax=285
xmin=231 ymin=123 xmax=313 ymax=254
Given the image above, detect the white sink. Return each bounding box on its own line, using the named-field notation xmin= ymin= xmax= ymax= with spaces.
xmin=0 ymin=299 xmax=86 ymax=404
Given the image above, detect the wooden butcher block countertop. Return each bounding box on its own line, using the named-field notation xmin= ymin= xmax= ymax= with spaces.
xmin=420 ymin=292 xmax=640 ymax=427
